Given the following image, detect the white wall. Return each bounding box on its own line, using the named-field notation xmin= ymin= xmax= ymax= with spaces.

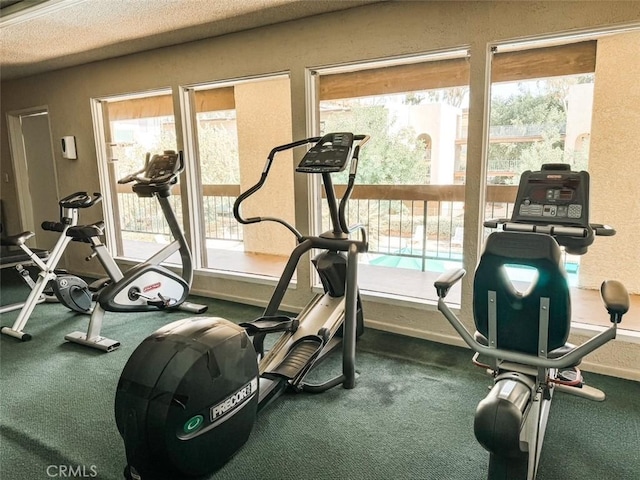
xmin=580 ymin=30 xmax=640 ymax=294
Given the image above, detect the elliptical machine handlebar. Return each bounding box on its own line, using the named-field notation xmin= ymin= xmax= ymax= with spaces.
xmin=233 ymin=134 xmax=370 ymax=242
xmin=338 ymin=136 xmax=370 ymax=242
xmin=233 ymin=137 xmax=322 ymax=241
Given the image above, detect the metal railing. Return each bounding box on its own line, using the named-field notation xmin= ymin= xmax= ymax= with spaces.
xmin=116 ymin=183 xmax=519 ymax=272
xmin=116 ymin=184 xmax=242 ymax=242
xmin=459 ymin=123 xmax=567 ymax=139
xmin=323 ymin=184 xmax=517 ymax=271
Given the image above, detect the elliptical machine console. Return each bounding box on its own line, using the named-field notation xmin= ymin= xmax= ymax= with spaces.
xmin=434 ymin=164 xmax=629 ymax=479
xmin=114 ymin=133 xmax=370 ymax=480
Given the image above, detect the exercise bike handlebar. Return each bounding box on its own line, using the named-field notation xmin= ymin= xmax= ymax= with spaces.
xmin=43 ymin=192 xmax=103 ymax=231
xmin=484 ymin=218 xmax=616 ymax=238
xmin=59 ymin=191 xmax=102 ymax=209
xmin=117 ymin=151 xmax=185 ymax=186
xmin=434 ymin=268 xmax=625 ymax=369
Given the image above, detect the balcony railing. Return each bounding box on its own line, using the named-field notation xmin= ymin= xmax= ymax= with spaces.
xmin=116 ymin=183 xmax=518 ymax=272
xmin=459 ymin=123 xmax=567 ymax=139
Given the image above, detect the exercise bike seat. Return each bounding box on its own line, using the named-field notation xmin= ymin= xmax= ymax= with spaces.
xmin=66 ymin=221 xmax=105 ymax=241
xmin=1 ymin=231 xmax=35 ymax=247
xmin=473 ymin=231 xmax=571 ymax=358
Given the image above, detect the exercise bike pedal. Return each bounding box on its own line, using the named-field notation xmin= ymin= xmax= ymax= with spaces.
xmin=88 ymin=276 xmax=111 ymax=292
xmin=555 ymin=382 xmax=606 ymax=401
xmin=175 ymin=301 xmax=208 ymax=314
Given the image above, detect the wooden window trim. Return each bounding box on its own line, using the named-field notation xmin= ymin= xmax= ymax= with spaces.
xmin=194 ymin=87 xmax=235 ymax=113
xmin=492 ymin=40 xmax=596 ymax=83
xmin=319 ymin=57 xmax=470 ymax=100
xmin=319 ymin=41 xmax=596 ymax=100
xmin=107 ymin=94 xmax=173 ymax=121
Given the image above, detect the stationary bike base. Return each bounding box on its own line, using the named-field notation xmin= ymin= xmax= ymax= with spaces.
xmin=0 ymin=327 xmax=33 ymax=342
xmin=64 ymin=331 xmax=121 ymax=352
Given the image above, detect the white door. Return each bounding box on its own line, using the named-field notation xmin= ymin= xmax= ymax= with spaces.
xmin=8 ymin=110 xmax=59 ymax=251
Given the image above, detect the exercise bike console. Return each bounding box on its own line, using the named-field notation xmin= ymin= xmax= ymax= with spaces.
xmin=485 ymin=163 xmax=615 ymax=254
xmin=512 ymin=164 xmax=589 ymax=227
xmin=119 ymin=150 xmax=183 ymax=198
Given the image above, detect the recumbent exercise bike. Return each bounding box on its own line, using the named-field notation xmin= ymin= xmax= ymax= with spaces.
xmin=434 ymin=164 xmax=629 ymax=479
xmin=114 ymin=132 xmax=370 ymax=479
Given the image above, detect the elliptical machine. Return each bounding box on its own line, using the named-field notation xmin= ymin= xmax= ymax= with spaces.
xmin=64 ymin=150 xmax=208 ymax=351
xmin=434 ymin=164 xmax=630 ymax=479
xmin=114 ymin=133 xmax=370 ymax=479
xmin=1 ymin=191 xmax=103 ymax=341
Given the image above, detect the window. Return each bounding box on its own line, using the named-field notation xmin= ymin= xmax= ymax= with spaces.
xmin=312 ymin=51 xmax=471 ymax=304
xmin=94 ymin=91 xmax=180 ymax=262
xmin=486 ymin=33 xmax=640 ymax=331
xmin=181 ymin=74 xmax=294 ymax=278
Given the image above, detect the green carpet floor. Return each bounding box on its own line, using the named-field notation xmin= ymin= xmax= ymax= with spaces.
xmin=1 ymin=271 xmax=639 ymax=480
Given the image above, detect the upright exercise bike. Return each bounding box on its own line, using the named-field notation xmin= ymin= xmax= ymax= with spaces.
xmin=114 ymin=132 xmax=370 ymax=479
xmin=1 ymin=191 xmax=103 ymax=341
xmin=434 ymin=164 xmax=629 ymax=479
xmin=65 ymin=150 xmax=208 ymax=351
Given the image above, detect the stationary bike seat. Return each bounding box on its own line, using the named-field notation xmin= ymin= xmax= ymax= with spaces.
xmin=66 ymin=222 xmax=105 ymax=241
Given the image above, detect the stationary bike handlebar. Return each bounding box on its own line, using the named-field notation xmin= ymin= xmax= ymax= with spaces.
xmin=434 ymin=268 xmax=626 ymax=370
xmin=59 ymin=191 xmax=102 ymax=209
xmin=117 ymin=151 xmax=185 ymax=186
xmin=484 ymin=218 xmax=616 ymax=238
xmin=42 ymin=192 xmax=102 ymax=231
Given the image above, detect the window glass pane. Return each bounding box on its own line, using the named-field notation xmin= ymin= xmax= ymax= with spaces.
xmin=104 ymin=93 xmax=180 ymax=263
xmin=317 ymin=55 xmax=470 ymax=304
xmin=190 ymin=76 xmax=294 ymax=278
xmin=486 ymin=32 xmax=640 ymax=332
xmin=195 ymin=107 xmax=242 ymax=256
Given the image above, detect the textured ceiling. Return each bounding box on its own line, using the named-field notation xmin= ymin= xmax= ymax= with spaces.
xmin=0 ymin=0 xmax=379 ymax=80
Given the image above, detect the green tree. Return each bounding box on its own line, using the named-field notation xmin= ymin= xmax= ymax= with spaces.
xmin=321 ymin=103 xmax=428 ymax=185
xmin=488 ymin=86 xmax=567 ymax=184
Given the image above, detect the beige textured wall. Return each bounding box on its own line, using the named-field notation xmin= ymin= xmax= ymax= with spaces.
xmin=1 ymin=1 xmax=639 ymax=379
xmin=235 ymin=77 xmax=295 ymax=257
xmin=580 ymin=31 xmax=640 ymax=294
